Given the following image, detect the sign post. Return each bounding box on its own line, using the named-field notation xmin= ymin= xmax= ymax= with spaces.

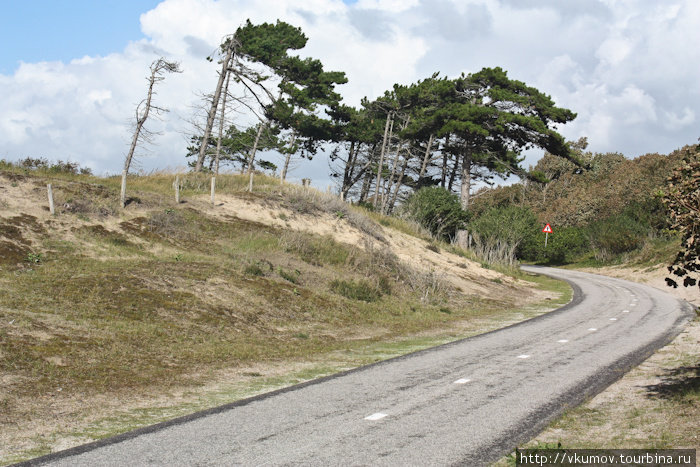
xmin=542 ymin=223 xmax=553 ymax=247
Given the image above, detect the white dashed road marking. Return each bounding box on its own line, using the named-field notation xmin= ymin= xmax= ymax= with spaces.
xmin=454 ymin=378 xmax=471 ymax=384
xmin=622 ymin=310 xmax=630 ymax=313
xmin=557 ymin=339 xmax=569 ymax=343
xmin=588 ymin=328 xmax=597 ymax=331
xmin=610 ymin=318 xmax=618 ymax=321
xmin=517 ymin=355 xmax=530 ymax=359
xmin=364 ymin=413 xmax=387 ymax=421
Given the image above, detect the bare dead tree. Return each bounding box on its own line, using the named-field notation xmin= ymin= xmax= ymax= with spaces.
xmin=121 ymin=58 xmax=181 ymax=208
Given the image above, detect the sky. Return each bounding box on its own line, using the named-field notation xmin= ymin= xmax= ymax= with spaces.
xmin=1 ymin=0 xmax=699 ymax=188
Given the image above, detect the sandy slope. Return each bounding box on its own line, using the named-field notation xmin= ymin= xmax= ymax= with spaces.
xmin=204 ymin=193 xmax=525 ymax=300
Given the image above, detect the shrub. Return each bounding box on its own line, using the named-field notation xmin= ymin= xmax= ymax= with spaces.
xmin=518 ymin=225 xmax=589 ymax=264
xmin=426 ymin=243 xmax=440 ymax=253
xmin=468 ymin=205 xmax=538 ymax=265
xmin=329 ymin=279 xmax=383 ymax=302
xmin=244 ymin=263 xmax=265 ymax=276
xmin=469 ymin=205 xmax=538 ymax=246
xmin=278 ymin=268 xmax=300 ymax=284
xmin=587 ymin=214 xmax=648 ymax=260
xmin=244 ymin=260 xmax=273 ymax=277
xmin=14 ymin=157 xmax=93 ymax=175
xmin=403 ymin=187 xmax=469 ymax=241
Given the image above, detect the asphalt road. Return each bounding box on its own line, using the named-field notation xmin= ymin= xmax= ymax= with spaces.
xmin=21 ymin=266 xmax=695 ymax=466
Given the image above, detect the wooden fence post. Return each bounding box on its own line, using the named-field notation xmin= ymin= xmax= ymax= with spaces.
xmin=47 ymin=184 xmax=55 ymax=215
xmin=174 ymin=175 xmax=180 ymax=204
xmin=210 ymin=176 xmax=216 ymax=206
xmin=248 ymin=172 xmax=254 ymax=192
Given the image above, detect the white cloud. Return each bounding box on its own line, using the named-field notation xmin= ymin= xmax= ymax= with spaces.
xmin=663 ymin=107 xmax=695 ymax=129
xmin=86 ymin=90 xmax=113 ymax=106
xmin=355 ymin=0 xmax=420 ymax=12
xmin=1 ymin=0 xmax=699 ymax=183
xmin=596 ymin=37 xmax=634 ymax=65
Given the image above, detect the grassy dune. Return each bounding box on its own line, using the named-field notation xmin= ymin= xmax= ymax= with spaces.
xmin=0 ymin=167 xmax=569 ymax=463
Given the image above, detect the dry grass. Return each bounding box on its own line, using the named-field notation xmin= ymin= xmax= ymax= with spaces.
xmin=0 ymin=168 xmax=569 ymax=464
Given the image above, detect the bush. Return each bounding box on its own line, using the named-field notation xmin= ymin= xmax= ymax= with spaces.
xmin=278 ymin=268 xmax=300 ymax=284
xmin=13 ymin=157 xmax=93 ymax=175
xmin=403 ymin=187 xmax=469 ymax=241
xmin=468 ymin=206 xmax=539 ymax=266
xmin=469 ymin=205 xmax=538 ymax=246
xmin=244 ymin=260 xmax=273 ymax=276
xmin=518 ymin=225 xmax=589 ymax=264
xmin=587 ymin=214 xmax=649 ymax=260
xmin=329 ymin=279 xmax=383 ymax=302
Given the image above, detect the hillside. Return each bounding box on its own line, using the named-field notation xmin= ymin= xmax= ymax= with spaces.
xmin=466 ymin=144 xmax=699 ymax=269
xmin=0 ymin=169 xmax=567 ymax=463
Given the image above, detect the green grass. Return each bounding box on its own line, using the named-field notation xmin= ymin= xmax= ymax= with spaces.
xmin=329 ymin=279 xmax=384 ymax=302
xmin=518 ymin=272 xmax=573 ymax=308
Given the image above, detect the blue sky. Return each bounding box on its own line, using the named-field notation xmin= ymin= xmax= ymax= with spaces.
xmin=0 ymin=0 xmax=161 ymax=74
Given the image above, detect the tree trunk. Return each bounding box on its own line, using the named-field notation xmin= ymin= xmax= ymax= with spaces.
xmin=374 ymin=112 xmax=393 ymax=208
xmin=359 ymin=163 xmax=373 ymax=202
xmin=382 ymin=140 xmax=404 ymax=213
xmin=195 ymin=44 xmax=235 ymax=172
xmin=441 ymin=152 xmax=448 ymax=188
xmin=280 ymin=132 xmax=297 ymax=182
xmin=247 ymin=123 xmax=264 ymax=175
xmin=441 ymin=134 xmax=451 ymax=189
xmin=214 ymin=71 xmax=232 ymax=176
xmin=388 ymin=155 xmax=410 ymax=212
xmin=382 ymin=116 xmax=409 ymax=212
xmin=342 ymin=140 xmax=357 ymax=195
xmin=460 ymin=150 xmax=472 ymax=210
xmin=447 ymin=152 xmax=459 ymax=192
xmin=122 ymin=112 xmax=149 ymax=207
xmin=454 ymin=230 xmax=469 ymax=249
xmin=419 ymin=133 xmax=435 ymax=180
xmin=342 ymin=145 xmax=380 ymax=201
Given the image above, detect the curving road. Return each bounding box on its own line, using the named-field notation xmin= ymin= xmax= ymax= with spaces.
xmin=20 ymin=267 xmax=695 ymax=466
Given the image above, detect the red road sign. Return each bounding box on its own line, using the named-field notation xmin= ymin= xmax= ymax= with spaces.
xmin=542 ymin=223 xmax=553 ymax=233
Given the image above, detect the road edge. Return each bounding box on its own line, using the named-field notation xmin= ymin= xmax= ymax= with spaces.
xmin=475 ymin=267 xmax=697 ymax=466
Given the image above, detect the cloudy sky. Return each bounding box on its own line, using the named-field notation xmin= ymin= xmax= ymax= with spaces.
xmin=1 ymin=0 xmax=698 ymax=187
